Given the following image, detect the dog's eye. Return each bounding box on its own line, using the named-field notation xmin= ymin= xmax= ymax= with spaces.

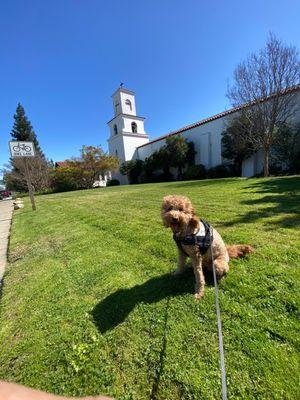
xmin=178 ymin=207 xmax=183 ymax=211
xmin=166 ymin=206 xmax=172 ymax=211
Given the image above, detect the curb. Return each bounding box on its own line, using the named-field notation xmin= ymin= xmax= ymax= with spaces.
xmin=0 ymin=200 xmax=14 ymax=286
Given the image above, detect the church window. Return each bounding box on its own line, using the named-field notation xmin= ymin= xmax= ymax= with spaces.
xmin=115 ymin=149 xmax=118 ymax=157
xmin=125 ymin=99 xmax=132 ymax=110
xmin=131 ymin=122 xmax=137 ymax=133
xmin=114 ymin=124 xmax=118 ymax=135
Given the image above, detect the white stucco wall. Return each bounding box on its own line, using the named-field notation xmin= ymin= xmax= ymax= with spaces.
xmin=120 ymin=91 xmax=137 ymax=116
xmin=112 ymin=89 xmax=137 ymax=117
xmin=123 ymin=134 xmax=149 ymax=161
xmin=123 ymin=117 xmax=146 ymax=134
xmin=108 ymin=133 xmax=126 ymax=161
xmin=108 ymin=115 xmax=148 ymax=163
xmin=108 ymin=117 xmax=123 ymax=136
xmin=137 ymin=90 xmax=300 ymax=178
xmin=108 ymin=133 xmax=148 ymax=184
xmin=109 ymin=87 xmax=300 ymax=182
xmin=136 ymin=115 xmax=232 ymax=168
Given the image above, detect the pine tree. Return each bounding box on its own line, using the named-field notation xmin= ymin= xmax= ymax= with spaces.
xmin=11 ymin=103 xmax=45 ymax=158
xmin=5 ymin=103 xmax=50 ymax=192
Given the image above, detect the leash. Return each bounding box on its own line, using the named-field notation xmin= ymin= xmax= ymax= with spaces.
xmin=173 ymin=222 xmax=228 ymax=398
xmin=210 ymin=243 xmax=228 ymax=400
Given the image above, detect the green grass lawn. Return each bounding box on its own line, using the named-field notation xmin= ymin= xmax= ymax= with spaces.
xmin=0 ymin=177 xmax=299 ymax=399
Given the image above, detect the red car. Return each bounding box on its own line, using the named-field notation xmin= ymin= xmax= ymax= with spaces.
xmin=0 ymin=190 xmax=12 ymax=200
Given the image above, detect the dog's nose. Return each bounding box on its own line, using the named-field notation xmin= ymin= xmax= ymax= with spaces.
xmin=172 ymin=217 xmax=179 ymax=223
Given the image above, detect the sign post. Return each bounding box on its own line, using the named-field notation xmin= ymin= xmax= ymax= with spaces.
xmin=9 ymin=141 xmax=36 ymax=211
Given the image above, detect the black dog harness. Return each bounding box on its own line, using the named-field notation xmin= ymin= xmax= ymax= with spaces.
xmin=173 ymin=220 xmax=213 ymax=256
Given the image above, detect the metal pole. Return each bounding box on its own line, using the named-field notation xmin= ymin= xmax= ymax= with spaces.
xmin=23 ymin=157 xmax=36 ymax=211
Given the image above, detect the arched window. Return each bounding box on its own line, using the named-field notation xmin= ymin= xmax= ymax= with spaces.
xmin=125 ymin=99 xmax=132 ymax=111
xmin=114 ymin=124 xmax=118 ymax=135
xmin=115 ymin=149 xmax=118 ymax=157
xmin=131 ymin=122 xmax=137 ymax=133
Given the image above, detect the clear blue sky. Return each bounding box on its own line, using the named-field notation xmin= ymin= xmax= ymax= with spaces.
xmin=1 ymin=0 xmax=300 ymax=175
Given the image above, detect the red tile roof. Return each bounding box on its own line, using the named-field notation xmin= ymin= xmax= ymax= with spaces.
xmin=137 ymin=84 xmax=300 ymax=149
xmin=55 ymin=161 xmax=68 ymax=167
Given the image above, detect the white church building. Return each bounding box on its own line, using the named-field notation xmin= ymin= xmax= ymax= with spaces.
xmin=108 ymin=85 xmax=300 ymax=184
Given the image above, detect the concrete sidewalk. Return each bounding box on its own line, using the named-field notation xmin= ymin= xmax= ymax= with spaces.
xmin=0 ymin=200 xmax=14 ymax=282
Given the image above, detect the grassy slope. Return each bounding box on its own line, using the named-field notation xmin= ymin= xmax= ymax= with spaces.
xmin=0 ymin=177 xmax=299 ymax=400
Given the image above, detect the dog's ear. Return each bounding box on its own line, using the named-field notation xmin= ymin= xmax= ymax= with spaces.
xmin=161 ymin=196 xmax=170 ymax=209
xmin=189 ymin=215 xmax=200 ymax=232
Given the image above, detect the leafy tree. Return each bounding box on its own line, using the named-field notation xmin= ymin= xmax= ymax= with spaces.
xmin=48 ymin=159 xmax=55 ymax=169
xmin=152 ymin=147 xmax=171 ymax=175
xmin=140 ymin=136 xmax=191 ymax=181
xmin=221 ymin=115 xmax=254 ymax=175
xmin=186 ymin=141 xmax=196 ymax=166
xmin=271 ymin=123 xmax=300 ymax=173
xmin=227 ymin=33 xmax=300 ymax=176
xmin=139 ymin=155 xmax=160 ymax=183
xmin=3 ymin=158 xmax=52 ymax=192
xmin=121 ymin=137 xmax=193 ymax=183
xmin=165 ymin=136 xmax=189 ymax=178
xmin=50 ymin=166 xmax=84 ymax=192
xmin=120 ymin=160 xmax=144 ymax=184
xmin=51 ymin=146 xmax=119 ymax=191
xmin=77 ymin=145 xmax=119 ymax=187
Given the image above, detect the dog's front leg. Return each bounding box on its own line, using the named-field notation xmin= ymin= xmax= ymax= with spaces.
xmin=172 ymin=249 xmax=187 ymax=276
xmin=192 ymin=255 xmax=205 ymax=300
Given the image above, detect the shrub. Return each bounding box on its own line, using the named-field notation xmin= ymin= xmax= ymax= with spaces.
xmin=206 ymin=164 xmax=234 ymax=179
xmin=221 ymin=115 xmax=254 ymax=176
xmin=182 ymin=164 xmax=206 ymax=180
xmin=291 ymin=149 xmax=300 ymax=173
xmin=139 ymin=171 xmax=174 ymax=184
xmin=106 ymin=179 xmax=120 ymax=186
xmin=139 ymin=137 xmax=195 ymax=182
xmin=51 ymin=167 xmax=84 ymax=192
xmin=269 ymin=163 xmax=285 ymax=176
xmin=154 ymin=172 xmax=174 ymax=182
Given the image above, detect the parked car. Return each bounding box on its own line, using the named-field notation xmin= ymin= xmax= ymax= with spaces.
xmin=0 ymin=190 xmax=12 ymax=200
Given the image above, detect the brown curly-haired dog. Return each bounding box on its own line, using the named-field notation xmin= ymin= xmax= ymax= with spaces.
xmin=161 ymin=195 xmax=253 ymax=300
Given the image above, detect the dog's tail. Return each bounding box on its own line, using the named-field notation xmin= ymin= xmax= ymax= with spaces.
xmin=226 ymin=244 xmax=254 ymax=259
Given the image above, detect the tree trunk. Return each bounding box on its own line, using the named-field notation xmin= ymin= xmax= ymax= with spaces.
xmin=263 ymin=148 xmax=269 ymax=177
xmin=177 ymin=165 xmax=183 ymax=180
xmin=234 ymin=157 xmax=243 ymax=176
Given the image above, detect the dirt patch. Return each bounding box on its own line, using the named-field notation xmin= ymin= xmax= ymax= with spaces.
xmin=9 ymin=245 xmax=31 ymax=263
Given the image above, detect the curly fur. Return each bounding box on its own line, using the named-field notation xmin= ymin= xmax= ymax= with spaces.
xmin=161 ymin=195 xmax=254 ymax=300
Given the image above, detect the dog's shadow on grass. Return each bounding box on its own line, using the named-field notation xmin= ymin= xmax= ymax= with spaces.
xmin=92 ymin=268 xmax=214 ymax=334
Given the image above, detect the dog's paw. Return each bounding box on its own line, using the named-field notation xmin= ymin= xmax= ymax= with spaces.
xmin=194 ymin=292 xmax=204 ymax=301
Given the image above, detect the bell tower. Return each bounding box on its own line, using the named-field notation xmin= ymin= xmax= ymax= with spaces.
xmin=107 ymin=86 xmax=149 ymax=183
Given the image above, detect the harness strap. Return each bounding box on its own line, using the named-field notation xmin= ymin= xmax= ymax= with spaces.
xmin=173 ymin=220 xmax=212 ymax=256
xmin=173 ymin=235 xmax=189 ymax=256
